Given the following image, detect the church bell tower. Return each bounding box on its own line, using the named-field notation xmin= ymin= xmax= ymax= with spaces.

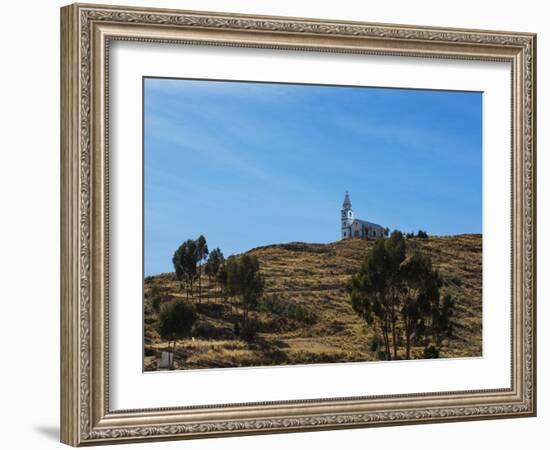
xmin=341 ymin=191 xmax=354 ymax=239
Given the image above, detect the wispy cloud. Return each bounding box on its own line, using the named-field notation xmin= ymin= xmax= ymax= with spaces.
xmin=145 ymin=112 xmax=310 ymax=194
xmin=332 ymin=113 xmax=481 ymax=170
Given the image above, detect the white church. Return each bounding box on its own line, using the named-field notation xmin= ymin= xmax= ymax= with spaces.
xmin=341 ymin=191 xmax=386 ymax=240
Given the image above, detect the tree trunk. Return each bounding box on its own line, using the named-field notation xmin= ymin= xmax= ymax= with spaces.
xmin=381 ymin=291 xmax=392 ymax=360
xmin=405 ymin=329 xmax=411 ymax=360
xmin=198 ymin=265 xmax=202 ymax=304
xmin=383 ymin=327 xmax=390 ymax=360
xmin=168 ymin=340 xmax=174 ymax=370
xmin=390 ymin=295 xmax=398 ymax=360
xmin=382 ymin=313 xmax=391 ymax=361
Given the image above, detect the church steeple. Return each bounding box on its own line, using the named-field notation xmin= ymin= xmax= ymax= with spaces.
xmin=343 ymin=191 xmax=352 ymax=209
xmin=341 ymin=191 xmax=354 ymax=239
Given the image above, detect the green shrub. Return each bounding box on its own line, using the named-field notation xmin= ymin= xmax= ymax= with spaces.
xmin=423 ymin=345 xmax=440 ymax=359
xmin=259 ymin=295 xmax=316 ymax=325
xmin=193 ymin=321 xmax=231 ymax=339
xmin=240 ymin=320 xmax=258 ymax=342
xmin=369 ymin=334 xmax=382 ymax=353
xmin=151 ymin=295 xmax=162 ymax=313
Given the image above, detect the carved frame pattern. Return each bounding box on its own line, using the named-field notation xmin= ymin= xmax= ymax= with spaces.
xmin=61 ymin=3 xmax=536 ymax=446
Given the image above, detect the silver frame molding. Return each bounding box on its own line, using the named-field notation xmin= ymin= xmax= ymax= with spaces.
xmin=60 ymin=3 xmax=536 ymax=446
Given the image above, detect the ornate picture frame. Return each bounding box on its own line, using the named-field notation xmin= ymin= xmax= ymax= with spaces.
xmin=60 ymin=3 xmax=536 ymax=446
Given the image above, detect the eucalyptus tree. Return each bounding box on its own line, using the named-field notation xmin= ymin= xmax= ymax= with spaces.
xmin=216 ymin=260 xmax=230 ymax=310
xmin=385 ymin=231 xmax=407 ymax=359
xmin=205 ymin=248 xmax=225 ymax=300
xmin=172 ymin=239 xmax=199 ymax=300
xmin=156 ymin=299 xmax=197 ymax=369
xmin=348 ymin=230 xmax=453 ymax=360
xmin=226 ymin=254 xmax=264 ymax=332
xmin=400 ymin=252 xmax=433 ymax=359
xmin=348 ymin=237 xmax=394 ymax=360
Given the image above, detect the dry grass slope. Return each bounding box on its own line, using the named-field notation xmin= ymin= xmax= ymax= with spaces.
xmin=144 ymin=234 xmax=482 ymax=370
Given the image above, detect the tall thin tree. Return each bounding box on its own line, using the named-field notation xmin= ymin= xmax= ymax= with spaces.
xmin=156 ymin=299 xmax=197 ymax=369
xmin=172 ymin=239 xmax=199 ymax=300
xmin=226 ymin=254 xmax=264 ymax=331
xmin=205 ymin=248 xmax=225 ymax=301
xmin=195 ymin=235 xmax=209 ymax=304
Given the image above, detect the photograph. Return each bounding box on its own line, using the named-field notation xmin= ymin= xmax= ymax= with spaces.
xmin=142 ymin=78 xmax=483 ymax=371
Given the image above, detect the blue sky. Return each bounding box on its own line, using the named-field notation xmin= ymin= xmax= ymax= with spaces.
xmin=144 ymin=78 xmax=482 ymax=275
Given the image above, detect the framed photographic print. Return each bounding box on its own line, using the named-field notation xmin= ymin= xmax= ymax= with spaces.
xmin=60 ymin=3 xmax=537 ymax=446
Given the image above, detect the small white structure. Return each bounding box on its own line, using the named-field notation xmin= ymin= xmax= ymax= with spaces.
xmin=341 ymin=191 xmax=385 ymax=240
xmin=158 ymin=351 xmax=172 ymax=369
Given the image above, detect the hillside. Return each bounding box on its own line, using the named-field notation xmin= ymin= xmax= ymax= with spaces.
xmin=144 ymin=234 xmax=482 ymax=370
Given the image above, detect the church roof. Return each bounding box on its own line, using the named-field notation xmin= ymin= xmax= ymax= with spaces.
xmin=353 ymin=218 xmax=384 ymax=229
xmin=342 ymin=191 xmax=352 ymax=209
